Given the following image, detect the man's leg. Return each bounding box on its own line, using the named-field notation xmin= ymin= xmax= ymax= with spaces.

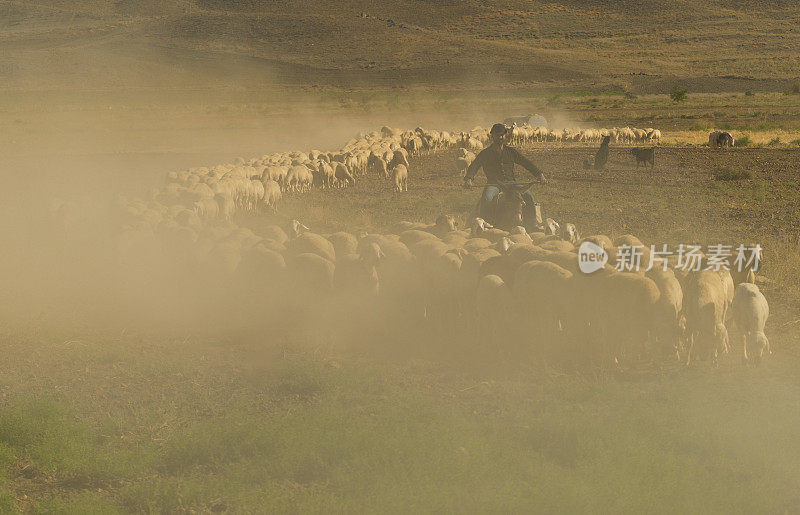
xmin=477 ymin=185 xmax=500 ymax=221
xmin=522 ymin=190 xmax=538 ymax=230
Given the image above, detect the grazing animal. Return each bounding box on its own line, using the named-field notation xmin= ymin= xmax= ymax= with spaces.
xmin=731 ymin=283 xmax=770 ymax=365
xmin=709 ymin=131 xmax=734 ymax=148
xmin=630 ymin=147 xmax=655 ymax=168
xmin=391 ymin=164 xmax=408 ymax=192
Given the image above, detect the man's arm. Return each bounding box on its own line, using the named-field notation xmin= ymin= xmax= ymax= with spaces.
xmin=463 ymin=150 xmax=485 ymax=182
xmin=511 ymin=148 xmax=545 ymax=181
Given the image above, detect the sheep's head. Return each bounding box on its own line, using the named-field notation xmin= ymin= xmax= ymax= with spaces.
xmin=290 ymin=220 xmax=310 ymax=238
xmin=560 ymin=223 xmax=580 ymax=244
xmin=545 ymin=218 xmax=560 ymax=236
xmin=436 ymin=214 xmax=457 ymax=232
xmin=497 ymin=237 xmax=513 ymax=254
xmin=471 ymin=217 xmax=493 ymax=234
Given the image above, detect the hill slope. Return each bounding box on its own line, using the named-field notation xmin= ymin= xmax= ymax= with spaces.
xmin=1 ymin=0 xmax=798 ymax=92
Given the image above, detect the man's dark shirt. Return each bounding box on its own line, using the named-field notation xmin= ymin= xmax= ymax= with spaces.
xmin=464 ymin=144 xmax=543 ymax=184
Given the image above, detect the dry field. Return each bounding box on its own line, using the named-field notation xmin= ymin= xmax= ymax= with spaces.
xmin=3 ymin=114 xmax=800 ymax=511
xmin=2 ymin=0 xmax=800 ymax=512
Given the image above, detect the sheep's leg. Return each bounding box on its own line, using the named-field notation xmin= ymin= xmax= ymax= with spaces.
xmin=740 ymin=333 xmax=748 ymax=365
xmin=685 ymin=332 xmax=695 ymax=366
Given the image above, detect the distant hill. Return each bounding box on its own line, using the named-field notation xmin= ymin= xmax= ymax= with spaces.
xmin=1 ymin=0 xmax=798 ymax=93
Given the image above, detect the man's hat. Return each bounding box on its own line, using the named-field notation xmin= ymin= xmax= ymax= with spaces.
xmin=490 ymin=123 xmax=508 ymax=136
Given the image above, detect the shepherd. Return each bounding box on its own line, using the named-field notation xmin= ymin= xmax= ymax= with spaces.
xmin=463 ymin=123 xmax=547 ymax=229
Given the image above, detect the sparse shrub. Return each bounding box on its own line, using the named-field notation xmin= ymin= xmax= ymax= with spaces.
xmin=790 ymin=138 xmax=800 ymax=146
xmin=712 ymin=167 xmax=752 ymax=181
xmin=768 ymin=137 xmax=782 ymax=146
xmin=745 ymin=90 xmax=754 ymax=96
xmin=624 ymin=91 xmax=637 ymax=100
xmin=737 ymin=135 xmax=752 ymax=147
xmin=670 ymin=86 xmax=688 ymax=102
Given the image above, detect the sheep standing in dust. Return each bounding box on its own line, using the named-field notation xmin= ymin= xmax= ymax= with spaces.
xmin=730 ymin=283 xmax=770 ymax=365
xmin=682 ymin=270 xmax=730 ymax=364
xmin=289 ymin=253 xmax=336 ymax=296
xmin=646 ymin=267 xmax=684 ymax=361
xmin=389 ymin=149 xmax=410 ymax=170
xmin=600 ymin=272 xmax=661 ymax=364
xmin=647 ymin=129 xmax=662 ymax=141
xmin=286 ymin=165 xmax=312 ymax=192
xmin=368 ymin=152 xmax=389 ymax=178
xmin=262 ymin=179 xmax=282 ymax=213
xmin=456 ymin=150 xmax=476 ymax=176
xmin=514 ymin=260 xmax=574 ymax=357
xmin=334 ymin=162 xmax=356 ymax=187
xmin=391 ymin=164 xmax=408 ymax=192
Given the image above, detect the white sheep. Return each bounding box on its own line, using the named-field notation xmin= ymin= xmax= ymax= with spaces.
xmin=682 ymin=270 xmax=730 ymax=364
xmin=646 ymin=267 xmax=684 ymax=361
xmin=391 ymin=164 xmax=408 ymax=192
xmin=262 ymin=179 xmax=282 ymax=213
xmin=730 ymin=283 xmax=770 ymax=365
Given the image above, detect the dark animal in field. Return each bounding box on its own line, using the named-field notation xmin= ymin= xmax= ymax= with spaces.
xmin=583 ymin=135 xmax=611 ymax=170
xmin=630 ymin=147 xmax=655 ymax=168
xmin=709 ymin=131 xmax=735 ymax=148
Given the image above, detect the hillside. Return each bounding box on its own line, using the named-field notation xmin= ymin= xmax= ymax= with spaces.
xmin=1 ymin=0 xmax=798 ymax=93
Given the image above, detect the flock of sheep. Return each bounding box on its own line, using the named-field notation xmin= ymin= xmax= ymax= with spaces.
xmin=120 ymin=123 xmax=662 ymax=235
xmin=109 ymin=122 xmax=771 ymax=368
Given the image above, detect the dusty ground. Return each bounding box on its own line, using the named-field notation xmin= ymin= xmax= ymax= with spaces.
xmin=2 ymin=1 xmax=800 ymax=510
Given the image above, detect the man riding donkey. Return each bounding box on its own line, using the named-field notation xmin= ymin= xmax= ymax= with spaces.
xmin=463 ymin=123 xmax=547 ymax=231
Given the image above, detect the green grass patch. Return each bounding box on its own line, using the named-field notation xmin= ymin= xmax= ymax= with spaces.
xmin=4 ymin=354 xmax=800 ymax=512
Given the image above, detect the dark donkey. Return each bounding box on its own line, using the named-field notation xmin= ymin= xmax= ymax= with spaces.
xmin=630 ymin=147 xmax=655 ymax=168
